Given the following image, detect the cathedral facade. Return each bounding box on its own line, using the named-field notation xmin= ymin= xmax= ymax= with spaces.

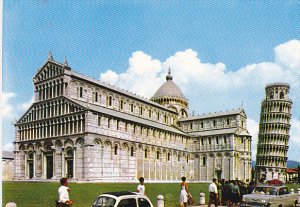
xmin=13 ymin=54 xmax=252 ymax=182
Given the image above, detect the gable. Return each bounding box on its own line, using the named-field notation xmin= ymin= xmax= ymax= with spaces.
xmin=17 ymin=97 xmax=86 ymax=124
xmin=33 ymin=61 xmax=65 ymax=83
xmin=239 ymin=109 xmax=247 ymax=118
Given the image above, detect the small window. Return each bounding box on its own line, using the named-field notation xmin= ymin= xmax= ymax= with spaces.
xmin=108 ymin=96 xmax=113 ymax=106
xmin=120 ymin=100 xmax=123 ymax=110
xmin=213 ymin=120 xmax=216 ymax=127
xmin=149 ymin=110 xmax=152 ymax=118
xmin=95 ymin=92 xmax=98 ymax=102
xmin=157 ymin=112 xmax=160 ymax=121
xmin=131 ymin=147 xmax=134 ymax=157
xmin=190 ymin=123 xmax=193 ymax=130
xmin=138 ymin=198 xmax=151 ymax=207
xmin=98 ymin=115 xmax=101 ymax=126
xmin=202 ymin=157 xmax=206 ymax=166
xmin=114 ymin=145 xmax=118 ymax=155
xmin=280 ymin=92 xmax=284 ymax=99
xmin=178 ymin=155 xmax=180 ymax=161
xmin=131 ymin=104 xmax=134 ymax=113
xmin=186 ymin=156 xmax=189 ymax=163
xmin=270 ymin=92 xmax=274 ymax=99
xmin=95 ymin=196 xmax=116 ymax=207
xmin=156 ymin=151 xmax=160 ymax=159
xmin=224 ymin=135 xmax=227 ymax=144
xmin=167 ymin=153 xmax=171 ymax=161
xmin=140 ymin=107 xmax=143 ymax=115
xmin=145 ymin=149 xmax=148 ymax=158
xmin=117 ymin=120 xmax=120 ymax=130
xmin=279 ymin=188 xmax=286 ymax=195
xmin=79 ymin=87 xmax=83 ymax=98
xmin=117 ymin=198 xmax=137 ymax=207
xmin=208 ymin=137 xmax=211 ymax=145
xmin=201 ymin=122 xmax=204 ymax=128
xmin=216 ymin=136 xmax=219 ymax=145
xmin=201 ymin=138 xmax=204 ymax=145
xmin=227 ymin=118 xmax=230 ymax=125
xmin=125 ymin=123 xmax=128 ymax=132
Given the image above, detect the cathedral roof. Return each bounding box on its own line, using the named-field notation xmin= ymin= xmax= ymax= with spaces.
xmin=178 ymin=108 xmax=246 ymax=122
xmin=72 ymin=99 xmax=187 ymax=136
xmin=151 ymin=68 xmax=187 ymax=101
xmin=187 ymin=128 xmax=251 ymax=137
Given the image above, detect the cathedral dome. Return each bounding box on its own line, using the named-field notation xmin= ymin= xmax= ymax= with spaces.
xmin=151 ymin=69 xmax=186 ymax=100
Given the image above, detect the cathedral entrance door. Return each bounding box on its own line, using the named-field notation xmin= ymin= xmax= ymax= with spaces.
xmin=28 ymin=162 xmax=34 ymax=179
xmin=67 ymin=159 xmax=74 ymax=178
xmin=216 ymin=169 xmax=222 ymax=180
xmin=46 ymin=155 xmax=53 ymax=179
xmin=27 ymin=152 xmax=34 ymax=179
xmin=65 ymin=148 xmax=74 ymax=178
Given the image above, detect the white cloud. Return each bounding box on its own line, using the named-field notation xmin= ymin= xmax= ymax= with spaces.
xmin=100 ymin=51 xmax=163 ymax=98
xmin=247 ymin=118 xmax=259 ymax=161
xmin=0 ymin=92 xmax=16 ymax=117
xmin=290 ymin=118 xmax=300 ymax=144
xmin=100 ymin=69 xmax=119 ymax=85
xmin=2 ymin=143 xmax=13 ymax=151
xmin=99 ymin=40 xmax=300 ymax=103
xmin=275 ymin=39 xmax=300 ymax=71
xmin=97 ymin=40 xmax=300 ymax=159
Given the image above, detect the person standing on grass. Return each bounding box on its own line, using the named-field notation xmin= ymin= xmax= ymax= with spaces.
xmin=208 ymin=178 xmax=218 ymax=207
xmin=137 ymin=177 xmax=146 ymax=195
xmin=57 ymin=177 xmax=73 ymax=207
xmin=179 ymin=176 xmax=191 ymax=207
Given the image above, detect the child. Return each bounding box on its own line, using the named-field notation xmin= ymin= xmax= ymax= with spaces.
xmin=137 ymin=177 xmax=145 ymax=195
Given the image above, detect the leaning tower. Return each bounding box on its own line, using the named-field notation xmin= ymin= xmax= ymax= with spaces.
xmin=255 ymin=83 xmax=292 ymax=182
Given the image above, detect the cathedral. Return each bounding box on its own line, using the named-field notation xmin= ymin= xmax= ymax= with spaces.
xmin=13 ymin=53 xmax=252 ymax=182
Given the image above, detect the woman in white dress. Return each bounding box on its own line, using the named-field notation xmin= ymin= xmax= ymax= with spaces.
xmin=180 ymin=176 xmax=190 ymax=207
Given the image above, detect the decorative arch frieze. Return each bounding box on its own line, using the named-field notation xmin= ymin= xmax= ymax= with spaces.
xmin=104 ymin=139 xmax=112 ymax=146
xmin=64 ymin=138 xmax=74 ymax=148
xmin=55 ymin=140 xmax=63 ymax=148
xmin=93 ymin=138 xmax=102 ymax=146
xmin=19 ymin=144 xmax=25 ymax=151
xmin=122 ymin=142 xmax=129 ymax=150
xmin=75 ymin=137 xmax=84 ymax=146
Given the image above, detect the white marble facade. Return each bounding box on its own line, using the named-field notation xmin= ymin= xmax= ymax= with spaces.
xmin=13 ymin=54 xmax=252 ymax=182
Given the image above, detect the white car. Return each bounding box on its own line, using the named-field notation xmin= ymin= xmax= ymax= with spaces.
xmin=91 ymin=191 xmax=154 ymax=207
xmin=241 ymin=185 xmax=298 ymax=207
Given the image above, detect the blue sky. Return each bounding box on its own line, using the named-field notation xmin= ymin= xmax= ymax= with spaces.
xmin=2 ymin=1 xmax=300 ymax=161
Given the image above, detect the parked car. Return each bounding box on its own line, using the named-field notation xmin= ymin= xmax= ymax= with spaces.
xmin=241 ymin=185 xmax=298 ymax=207
xmin=91 ymin=191 xmax=154 ymax=207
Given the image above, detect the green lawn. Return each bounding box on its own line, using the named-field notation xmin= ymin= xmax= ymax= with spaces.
xmin=3 ymin=182 xmax=300 ymax=207
xmin=2 ymin=182 xmax=209 ymax=207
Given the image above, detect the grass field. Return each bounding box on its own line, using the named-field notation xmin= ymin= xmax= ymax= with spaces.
xmin=3 ymin=182 xmax=209 ymax=207
xmin=2 ymin=182 xmax=300 ymax=207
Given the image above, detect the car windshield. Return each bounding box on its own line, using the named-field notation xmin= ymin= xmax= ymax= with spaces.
xmin=253 ymin=187 xmax=277 ymax=195
xmin=93 ymin=196 xmax=116 ymax=207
